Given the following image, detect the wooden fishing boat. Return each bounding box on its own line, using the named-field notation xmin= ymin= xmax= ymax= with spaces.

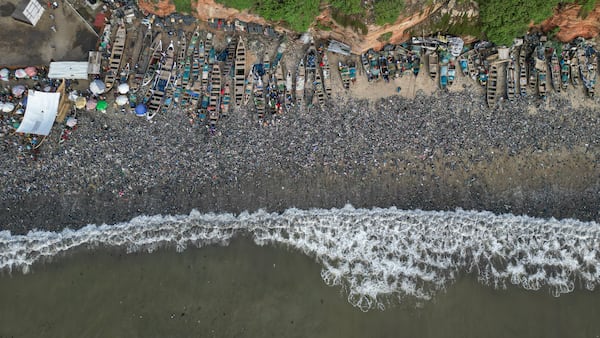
xmin=285 ymin=70 xmax=293 ymax=111
xmin=234 ymin=38 xmax=247 ymax=108
xmin=468 ymin=52 xmax=478 ymax=80
xmin=339 ymin=61 xmax=350 ymax=90
xmin=243 ymin=67 xmax=253 ymax=106
xmin=570 ymin=52 xmax=580 ymax=86
xmin=448 ymin=61 xmax=456 ymax=86
xmin=177 ymin=33 xmax=188 ymax=71
xmin=141 ymin=34 xmax=163 ymax=88
xmin=507 ymin=59 xmax=517 ymax=101
xmin=368 ymin=51 xmax=380 ymax=80
xmin=187 ymin=29 xmax=199 ymax=58
xmin=119 ymin=62 xmax=130 ymax=85
xmin=313 ymin=60 xmax=325 ymax=107
xmin=486 ymin=63 xmax=498 ymax=107
xmin=428 ymin=52 xmax=438 ymax=81
xmin=528 ymin=56 xmax=538 ymax=95
xmin=322 ymin=52 xmax=332 ymax=97
xmin=349 ymin=60 xmax=357 ymax=83
xmin=305 ymin=44 xmax=317 ymax=105
xmin=518 ymin=46 xmax=528 ymax=96
xmin=132 ymin=27 xmax=153 ymax=91
xmin=439 ymin=62 xmax=448 ymax=90
xmin=458 ymin=54 xmax=469 ymax=77
xmin=104 ymin=25 xmax=127 ymax=91
xmin=254 ymin=76 xmax=265 ymax=119
xmin=560 ymin=51 xmax=570 ymax=91
xmin=263 ymin=51 xmax=271 ymax=78
xmin=209 ymin=63 xmax=221 ymax=115
xmin=274 ymin=60 xmax=285 ymax=113
xmin=380 ymin=54 xmax=389 ymax=82
xmin=361 ymin=52 xmax=370 ymax=79
xmin=550 ymin=51 xmax=561 ymax=92
xmin=580 ymin=47 xmax=597 ymax=97
xmin=536 ymin=57 xmax=547 ymax=99
xmin=186 ymin=79 xmax=202 ymax=117
xmin=224 ymin=36 xmax=237 ymax=77
xmin=191 ymin=40 xmax=202 ymax=83
xmin=205 ymin=33 xmax=214 ymax=64
xmin=221 ymin=82 xmax=231 ymax=116
xmin=295 ymin=58 xmax=305 ymax=107
xmin=147 ymin=40 xmax=175 ymax=120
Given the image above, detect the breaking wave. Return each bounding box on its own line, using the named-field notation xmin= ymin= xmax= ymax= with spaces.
xmin=1 ymin=205 xmax=599 ymax=311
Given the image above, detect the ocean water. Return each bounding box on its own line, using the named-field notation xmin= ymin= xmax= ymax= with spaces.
xmin=1 ymin=206 xmax=600 ymax=336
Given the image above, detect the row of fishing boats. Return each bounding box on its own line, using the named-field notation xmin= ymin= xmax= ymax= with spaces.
xmin=249 ymin=41 xmax=354 ymax=120
xmin=361 ymin=45 xmax=421 ymax=82
xmin=359 ymin=36 xmax=597 ymax=108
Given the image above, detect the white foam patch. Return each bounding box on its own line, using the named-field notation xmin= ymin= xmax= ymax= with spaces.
xmin=1 ymin=205 xmax=599 ymax=311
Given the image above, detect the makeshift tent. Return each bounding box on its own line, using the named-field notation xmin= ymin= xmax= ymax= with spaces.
xmin=0 ymin=68 xmax=9 ymax=81
xmin=75 ymin=96 xmax=87 ymax=109
xmin=12 ymin=85 xmax=26 ymax=97
xmin=48 ymin=62 xmax=89 ymax=80
xmin=12 ymin=0 xmax=45 ymax=26
xmin=2 ymin=102 xmax=15 ymax=112
xmin=117 ymin=83 xmax=129 ymax=94
xmin=86 ymin=98 xmax=97 ymax=110
xmin=66 ymin=117 xmax=77 ymax=128
xmin=135 ymin=104 xmax=147 ymax=116
xmin=96 ymin=100 xmax=108 ymax=111
xmin=16 ymin=90 xmax=60 ymax=136
xmin=89 ymin=79 xmax=106 ymax=95
xmin=25 ymin=67 xmax=37 ymax=77
xmin=15 ymin=69 xmax=27 ymax=79
xmin=68 ymin=91 xmax=79 ymax=102
xmin=115 ymin=95 xmax=128 ymax=106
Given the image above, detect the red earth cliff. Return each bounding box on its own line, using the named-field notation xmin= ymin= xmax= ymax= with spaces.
xmin=540 ymin=4 xmax=600 ymax=42
xmin=137 ymin=0 xmax=600 ymax=50
xmin=137 ymin=0 xmax=176 ymax=17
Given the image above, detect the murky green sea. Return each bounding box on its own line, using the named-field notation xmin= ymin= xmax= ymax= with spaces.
xmin=1 ymin=238 xmax=599 ymax=338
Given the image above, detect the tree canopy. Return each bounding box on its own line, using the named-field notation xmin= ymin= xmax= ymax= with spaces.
xmin=479 ymin=0 xmax=574 ymax=45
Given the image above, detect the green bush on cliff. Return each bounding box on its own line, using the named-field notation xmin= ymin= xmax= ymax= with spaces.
xmin=215 ymin=0 xmax=254 ymax=10
xmin=479 ymin=0 xmax=576 ymax=45
xmin=255 ymin=0 xmax=321 ymax=31
xmin=328 ymin=0 xmax=364 ymax=15
xmin=373 ymin=0 xmax=405 ymax=26
xmin=173 ymin=0 xmax=192 ymax=13
xmin=215 ymin=0 xmax=320 ymax=31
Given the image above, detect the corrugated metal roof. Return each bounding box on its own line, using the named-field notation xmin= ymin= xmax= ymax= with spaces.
xmin=48 ymin=61 xmax=89 ymax=79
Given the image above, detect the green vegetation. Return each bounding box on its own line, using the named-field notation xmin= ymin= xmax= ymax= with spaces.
xmin=373 ymin=0 xmax=405 ymax=26
xmin=578 ymin=0 xmax=598 ymax=18
xmin=173 ymin=0 xmax=192 ymax=13
xmin=316 ymin=22 xmax=333 ymax=31
xmin=216 ymin=0 xmax=320 ymax=31
xmin=328 ymin=0 xmax=363 ymax=15
xmin=431 ymin=12 xmax=483 ymax=39
xmin=378 ymin=32 xmax=393 ymax=42
xmin=215 ymin=0 xmax=253 ymax=10
xmin=478 ymin=0 xmax=599 ymax=45
xmin=331 ymin=9 xmax=368 ymax=34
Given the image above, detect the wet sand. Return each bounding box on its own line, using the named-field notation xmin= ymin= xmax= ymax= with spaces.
xmin=0 ymin=238 xmax=599 ymax=337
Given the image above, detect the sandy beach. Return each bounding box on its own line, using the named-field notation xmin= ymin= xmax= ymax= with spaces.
xmin=1 ymin=82 xmax=598 ymax=234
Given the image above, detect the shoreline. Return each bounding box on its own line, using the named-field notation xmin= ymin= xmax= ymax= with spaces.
xmin=1 ymin=90 xmax=599 ymax=234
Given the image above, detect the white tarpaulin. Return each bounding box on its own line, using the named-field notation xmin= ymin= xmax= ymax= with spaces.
xmin=16 ymin=90 xmax=60 ymax=136
xmin=48 ymin=62 xmax=89 ymax=80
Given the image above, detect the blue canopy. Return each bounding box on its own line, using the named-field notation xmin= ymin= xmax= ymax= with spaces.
xmin=135 ymin=104 xmax=147 ymax=116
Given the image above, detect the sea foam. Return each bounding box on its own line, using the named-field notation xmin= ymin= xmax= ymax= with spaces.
xmin=1 ymin=205 xmax=599 ymax=311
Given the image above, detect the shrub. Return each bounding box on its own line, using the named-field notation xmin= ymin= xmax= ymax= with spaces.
xmin=373 ymin=0 xmax=404 ymax=26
